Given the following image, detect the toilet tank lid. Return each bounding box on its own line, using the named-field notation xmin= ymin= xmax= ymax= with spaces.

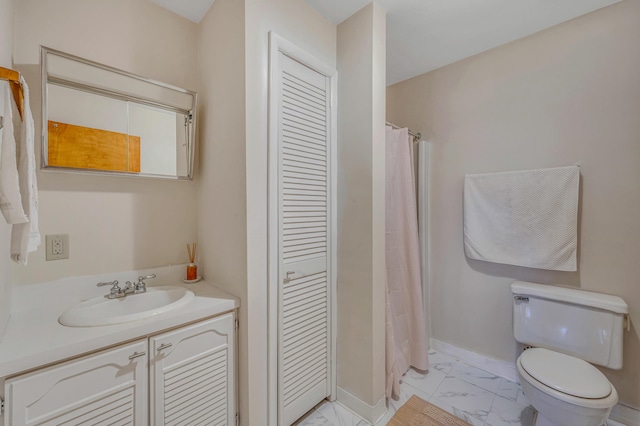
xmin=511 ymin=281 xmax=628 ymax=314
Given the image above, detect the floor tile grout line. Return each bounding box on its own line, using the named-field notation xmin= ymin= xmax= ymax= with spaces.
xmin=400 ymin=380 xmax=438 ymax=401
xmin=483 ymin=386 xmax=499 ymax=426
xmin=429 ymin=359 xmax=508 ymax=426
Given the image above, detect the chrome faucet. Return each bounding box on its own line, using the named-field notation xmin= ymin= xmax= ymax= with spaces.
xmin=97 ymin=274 xmax=156 ymax=299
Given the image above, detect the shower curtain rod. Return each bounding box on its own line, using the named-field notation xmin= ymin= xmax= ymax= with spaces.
xmin=386 ymin=121 xmax=421 ymax=141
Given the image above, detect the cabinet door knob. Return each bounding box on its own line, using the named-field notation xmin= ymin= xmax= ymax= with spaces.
xmin=128 ymin=351 xmax=146 ymax=360
xmin=157 ymin=343 xmax=173 ymax=352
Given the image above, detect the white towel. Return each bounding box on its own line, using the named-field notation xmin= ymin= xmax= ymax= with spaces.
xmin=0 ymin=82 xmax=28 ymax=225
xmin=11 ymin=77 xmax=40 ymax=264
xmin=464 ymin=165 xmax=579 ymax=271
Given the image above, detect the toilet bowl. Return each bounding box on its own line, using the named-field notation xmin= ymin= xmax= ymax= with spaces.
xmin=516 ymin=348 xmax=617 ymax=426
xmin=510 ymin=281 xmax=628 ymax=426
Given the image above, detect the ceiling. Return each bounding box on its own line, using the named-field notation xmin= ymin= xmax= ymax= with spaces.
xmin=150 ymin=0 xmax=215 ymax=23
xmin=151 ymin=0 xmax=621 ymax=85
xmin=307 ymin=0 xmax=622 ymax=85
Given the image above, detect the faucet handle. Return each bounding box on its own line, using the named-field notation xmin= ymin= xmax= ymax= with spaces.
xmin=138 ymin=274 xmax=156 ymax=282
xmin=97 ymin=280 xmax=123 ymax=298
xmin=134 ymin=274 xmax=156 ymax=293
xmin=97 ymin=280 xmax=119 ymax=289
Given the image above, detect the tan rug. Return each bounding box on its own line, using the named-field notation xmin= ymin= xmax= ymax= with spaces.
xmin=387 ymin=395 xmax=473 ymax=426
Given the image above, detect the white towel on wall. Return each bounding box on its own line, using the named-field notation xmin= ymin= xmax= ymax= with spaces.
xmin=463 ymin=165 xmax=579 ymax=271
xmin=11 ymin=77 xmax=40 ymax=264
xmin=0 ymin=82 xmax=28 ymax=226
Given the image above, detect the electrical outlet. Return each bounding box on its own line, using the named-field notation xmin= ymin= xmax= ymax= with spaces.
xmin=52 ymin=238 xmax=63 ymax=255
xmin=46 ymin=234 xmax=69 ymax=261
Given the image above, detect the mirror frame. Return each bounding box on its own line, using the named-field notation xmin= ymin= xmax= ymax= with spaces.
xmin=40 ymin=46 xmax=198 ymax=180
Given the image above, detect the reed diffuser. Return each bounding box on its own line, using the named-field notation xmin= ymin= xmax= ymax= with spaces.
xmin=186 ymin=242 xmax=198 ymax=281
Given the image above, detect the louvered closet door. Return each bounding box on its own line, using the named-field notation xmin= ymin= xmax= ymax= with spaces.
xmin=277 ymin=52 xmax=331 ymax=426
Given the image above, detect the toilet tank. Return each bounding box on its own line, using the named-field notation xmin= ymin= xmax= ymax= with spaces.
xmin=511 ymin=281 xmax=628 ymax=369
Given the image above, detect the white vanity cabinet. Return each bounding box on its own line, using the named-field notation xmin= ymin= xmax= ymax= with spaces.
xmin=150 ymin=313 xmax=236 ymax=426
xmin=3 ymin=313 xmax=236 ymax=426
xmin=4 ymin=340 xmax=148 ymax=426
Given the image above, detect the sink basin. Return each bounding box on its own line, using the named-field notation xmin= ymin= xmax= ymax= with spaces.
xmin=59 ymin=286 xmax=195 ymax=327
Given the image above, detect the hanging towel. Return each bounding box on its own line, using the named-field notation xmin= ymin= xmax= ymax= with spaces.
xmin=463 ymin=165 xmax=579 ymax=271
xmin=11 ymin=77 xmax=40 ymax=264
xmin=0 ymin=82 xmax=28 ymax=225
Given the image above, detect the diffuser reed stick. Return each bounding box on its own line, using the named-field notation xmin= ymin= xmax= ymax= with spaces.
xmin=186 ymin=242 xmax=197 ymax=263
xmin=186 ymin=242 xmax=197 ymax=280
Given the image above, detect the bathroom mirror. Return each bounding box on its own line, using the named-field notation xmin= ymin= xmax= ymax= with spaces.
xmin=41 ymin=47 xmax=197 ymax=179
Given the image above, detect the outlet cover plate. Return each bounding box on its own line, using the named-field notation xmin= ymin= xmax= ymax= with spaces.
xmin=46 ymin=234 xmax=69 ymax=261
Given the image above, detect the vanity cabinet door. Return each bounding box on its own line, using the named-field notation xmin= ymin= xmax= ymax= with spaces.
xmin=150 ymin=313 xmax=235 ymax=426
xmin=4 ymin=340 xmax=148 ymax=426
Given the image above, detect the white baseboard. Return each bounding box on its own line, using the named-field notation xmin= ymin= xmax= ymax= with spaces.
xmin=610 ymin=401 xmax=640 ymax=426
xmin=430 ymin=338 xmax=640 ymax=425
xmin=336 ymin=387 xmax=387 ymax=424
xmin=430 ymin=338 xmax=518 ymax=383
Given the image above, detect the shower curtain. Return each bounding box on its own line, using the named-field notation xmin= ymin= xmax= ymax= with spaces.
xmin=385 ymin=126 xmax=429 ymax=400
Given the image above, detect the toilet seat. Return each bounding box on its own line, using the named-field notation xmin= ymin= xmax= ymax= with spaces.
xmin=519 ymin=348 xmax=611 ymax=399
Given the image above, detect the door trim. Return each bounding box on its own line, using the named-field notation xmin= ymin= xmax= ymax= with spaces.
xmin=267 ymin=31 xmax=337 ymax=426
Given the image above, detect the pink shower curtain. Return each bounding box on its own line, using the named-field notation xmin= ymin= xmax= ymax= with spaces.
xmin=385 ymin=126 xmax=429 ymax=400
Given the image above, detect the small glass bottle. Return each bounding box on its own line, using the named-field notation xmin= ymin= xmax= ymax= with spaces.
xmin=186 ymin=263 xmax=197 ymax=281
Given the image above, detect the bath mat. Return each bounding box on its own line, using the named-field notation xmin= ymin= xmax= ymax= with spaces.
xmin=387 ymin=395 xmax=472 ymax=426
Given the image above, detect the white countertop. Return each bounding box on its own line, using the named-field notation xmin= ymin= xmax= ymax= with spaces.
xmin=0 ymin=265 xmax=239 ymax=378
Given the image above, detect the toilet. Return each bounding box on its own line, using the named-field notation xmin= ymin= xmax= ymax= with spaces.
xmin=511 ymin=281 xmax=628 ymax=426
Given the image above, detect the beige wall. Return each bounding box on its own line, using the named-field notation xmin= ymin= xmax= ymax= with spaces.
xmin=0 ymin=0 xmax=15 ymax=337
xmin=12 ymin=0 xmax=198 ymax=285
xmin=387 ymin=0 xmax=640 ymax=407
xmin=196 ymin=0 xmax=247 ymax=421
xmin=337 ymin=3 xmax=387 ymax=418
xmin=13 ymin=0 xmax=196 ymax=89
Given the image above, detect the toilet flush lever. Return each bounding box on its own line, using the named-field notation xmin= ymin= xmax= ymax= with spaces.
xmin=624 ymin=315 xmax=631 ymax=332
xmin=513 ymin=295 xmax=529 ymax=302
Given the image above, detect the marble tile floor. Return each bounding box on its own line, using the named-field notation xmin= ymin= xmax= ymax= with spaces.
xmin=295 ymin=349 xmax=627 ymax=426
